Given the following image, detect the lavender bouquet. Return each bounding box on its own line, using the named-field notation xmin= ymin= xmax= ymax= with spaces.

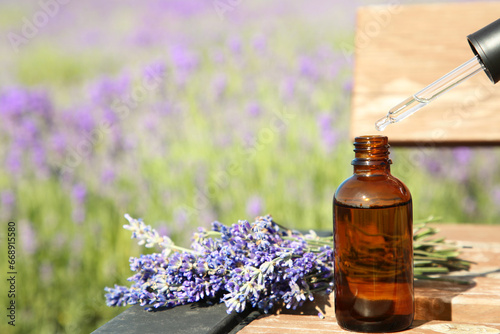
xmin=105 ymin=214 xmax=333 ymax=315
xmin=105 ymin=214 xmax=470 ymax=315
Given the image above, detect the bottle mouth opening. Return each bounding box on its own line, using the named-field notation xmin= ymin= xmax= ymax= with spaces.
xmin=354 ymin=135 xmax=389 ymax=146
xmin=352 ymin=135 xmax=391 ymax=165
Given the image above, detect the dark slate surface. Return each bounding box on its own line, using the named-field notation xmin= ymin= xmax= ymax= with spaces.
xmin=92 ymin=302 xmax=255 ymax=334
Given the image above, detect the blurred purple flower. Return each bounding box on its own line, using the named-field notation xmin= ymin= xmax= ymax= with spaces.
xmin=453 ymin=147 xmax=473 ymax=165
xmin=89 ymin=75 xmax=130 ymax=107
xmin=174 ymin=208 xmax=189 ymax=227
xmin=246 ymin=196 xmax=264 ymax=217
xmin=423 ymin=159 xmax=442 ymax=176
xmin=169 ymin=44 xmax=199 ymax=71
xmin=156 ymin=224 xmax=170 ymax=237
xmin=1 ymin=190 xmax=15 ymax=213
xmin=5 ymin=148 xmax=22 ymax=174
xmin=151 ymin=0 xmax=211 ymax=16
xmin=101 ymin=168 xmax=116 ymax=184
xmin=451 ymin=168 xmax=469 ymax=183
xmin=343 ymin=79 xmax=353 ymax=93
xmin=316 ymin=113 xmax=338 ymax=151
xmin=14 ymin=118 xmax=39 ymax=149
xmin=0 ymin=88 xmax=53 ymax=149
xmin=298 ymin=56 xmax=318 ymax=80
xmin=103 ymin=106 xmax=119 ymax=124
xmin=0 ymin=88 xmax=52 ymax=118
xmin=28 ymin=90 xmax=53 ymax=118
xmin=0 ymin=87 xmax=28 ymax=117
xmin=143 ymin=60 xmax=167 ymax=82
xmin=71 ymin=183 xmax=87 ymax=223
xmin=50 ymin=133 xmax=67 ymax=156
xmin=228 ymin=37 xmax=242 ymax=54
xmin=20 ymin=221 xmax=38 ymax=255
xmin=72 ymin=183 xmax=87 ymax=204
xmin=132 ymin=29 xmax=157 ymax=47
xmin=211 ymin=50 xmax=225 ymax=64
xmin=246 ymin=102 xmax=261 ymax=117
xmin=32 ymin=145 xmax=48 ymax=174
xmin=252 ymin=35 xmax=266 ymax=53
xmin=71 ymin=106 xmax=96 ymax=134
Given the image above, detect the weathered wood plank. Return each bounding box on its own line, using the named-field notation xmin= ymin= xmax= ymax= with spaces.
xmin=350 ymin=2 xmax=500 ymax=145
xmin=237 ymin=315 xmax=500 ymax=334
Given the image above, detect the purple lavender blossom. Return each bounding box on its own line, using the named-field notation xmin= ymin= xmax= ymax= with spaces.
xmin=316 ymin=113 xmax=338 ymax=151
xmin=72 ymin=183 xmax=87 ymax=204
xmin=342 ymin=78 xmax=353 ymax=93
xmin=227 ymin=36 xmax=242 ymax=54
xmin=423 ymin=158 xmax=442 ymax=176
xmin=143 ymin=60 xmax=167 ymax=83
xmin=169 ymin=44 xmax=199 ymax=72
xmin=71 ymin=183 xmax=87 ymax=224
xmin=100 ymin=168 xmax=116 ymax=184
xmin=1 ymin=190 xmax=16 ymax=213
xmin=453 ymin=147 xmax=473 ymax=165
xmin=298 ymin=56 xmax=318 ymax=80
xmin=105 ymin=215 xmax=333 ymax=315
xmin=5 ymin=148 xmax=22 ymax=174
xmin=246 ymin=102 xmax=261 ymax=117
xmin=89 ymin=75 xmax=131 ymax=107
xmin=246 ymin=196 xmax=264 ymax=217
xmin=50 ymin=133 xmax=67 ymax=156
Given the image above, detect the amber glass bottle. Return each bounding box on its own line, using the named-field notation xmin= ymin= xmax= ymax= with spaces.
xmin=333 ymin=135 xmax=414 ymax=332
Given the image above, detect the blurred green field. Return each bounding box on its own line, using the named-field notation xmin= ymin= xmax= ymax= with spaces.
xmin=0 ymin=1 xmax=499 ymax=333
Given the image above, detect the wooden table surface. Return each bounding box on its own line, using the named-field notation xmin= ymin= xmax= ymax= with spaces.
xmin=237 ymin=224 xmax=500 ymax=333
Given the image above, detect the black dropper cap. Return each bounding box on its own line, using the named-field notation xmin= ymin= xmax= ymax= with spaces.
xmin=467 ymin=18 xmax=500 ymax=84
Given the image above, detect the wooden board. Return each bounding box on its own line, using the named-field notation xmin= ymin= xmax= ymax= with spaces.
xmin=350 ymin=2 xmax=500 ymax=145
xmin=237 ymin=316 xmax=500 ymax=334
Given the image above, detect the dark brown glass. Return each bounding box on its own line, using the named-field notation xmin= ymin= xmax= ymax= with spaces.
xmin=333 ymin=135 xmax=414 ymax=332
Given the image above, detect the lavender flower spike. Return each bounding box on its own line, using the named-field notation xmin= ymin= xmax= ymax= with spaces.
xmin=123 ymin=214 xmax=179 ymax=255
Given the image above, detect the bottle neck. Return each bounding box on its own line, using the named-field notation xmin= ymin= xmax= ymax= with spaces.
xmin=351 ymin=135 xmax=392 ymax=175
xmin=353 ymin=163 xmax=391 ymax=175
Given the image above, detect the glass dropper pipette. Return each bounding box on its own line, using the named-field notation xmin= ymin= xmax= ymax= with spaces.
xmin=375 ymin=18 xmax=500 ymax=131
xmin=375 ymin=55 xmax=484 ymax=131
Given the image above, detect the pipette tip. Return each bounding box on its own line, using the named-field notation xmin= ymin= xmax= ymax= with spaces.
xmin=375 ymin=116 xmax=391 ymax=131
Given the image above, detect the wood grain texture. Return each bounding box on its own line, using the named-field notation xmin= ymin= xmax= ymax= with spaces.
xmin=237 ymin=224 xmax=500 ymax=332
xmin=236 ymin=316 xmax=500 ymax=334
xmin=350 ymin=2 xmax=500 ymax=145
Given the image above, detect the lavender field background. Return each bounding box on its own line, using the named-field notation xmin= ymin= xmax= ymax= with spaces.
xmin=0 ymin=0 xmax=498 ymax=333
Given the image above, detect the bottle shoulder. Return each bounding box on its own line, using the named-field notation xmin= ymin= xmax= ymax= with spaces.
xmin=334 ymin=174 xmax=411 ymax=208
